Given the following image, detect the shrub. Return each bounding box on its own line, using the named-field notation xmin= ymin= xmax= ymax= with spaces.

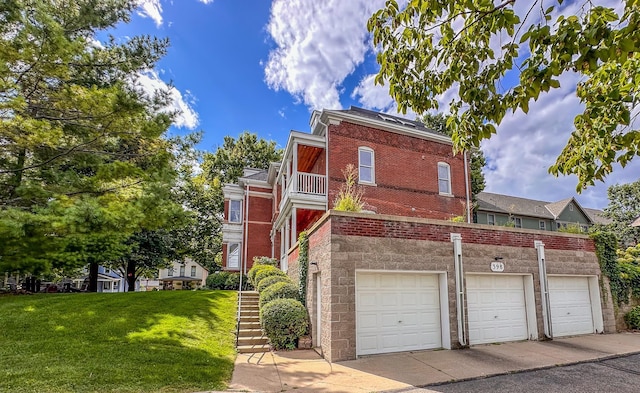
xmin=260 ymin=298 xmax=309 ymax=350
xmin=256 ymin=275 xmax=292 ymax=293
xmin=253 ymin=256 xmax=278 ymax=267
xmin=259 ymin=281 xmax=299 ymax=309
xmin=248 ymin=264 xmax=272 ymax=287
xmin=206 ymin=271 xmax=230 ymax=290
xmin=253 ymin=266 xmax=286 ymax=289
xmin=333 ymin=164 xmax=364 ymax=212
xmin=625 ymin=306 xmax=640 ymax=329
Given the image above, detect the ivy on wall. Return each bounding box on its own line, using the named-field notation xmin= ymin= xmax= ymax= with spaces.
xmin=592 ymin=231 xmax=626 ymax=305
xmin=298 ymin=231 xmax=309 ymax=306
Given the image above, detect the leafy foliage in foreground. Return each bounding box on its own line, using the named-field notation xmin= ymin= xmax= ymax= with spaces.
xmin=369 ymin=0 xmax=640 ymax=190
xmin=260 ymin=298 xmax=309 ymax=350
xmin=0 ymin=291 xmax=237 ymax=393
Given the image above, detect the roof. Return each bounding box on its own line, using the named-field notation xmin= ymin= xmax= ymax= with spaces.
xmin=242 ymin=170 xmax=268 ymax=181
xmin=631 ymin=215 xmax=640 ymax=227
xmin=476 ymin=192 xmax=608 ymax=224
xmin=336 ymin=106 xmax=444 ymax=138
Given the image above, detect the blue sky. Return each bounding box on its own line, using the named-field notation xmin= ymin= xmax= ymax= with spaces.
xmin=109 ymin=0 xmax=639 ymax=210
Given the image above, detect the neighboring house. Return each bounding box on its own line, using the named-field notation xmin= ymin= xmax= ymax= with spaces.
xmin=475 ymin=192 xmax=610 ymax=232
xmin=72 ymin=265 xmax=131 ymax=293
xmin=158 ymin=259 xmax=208 ymax=290
xmin=632 ymin=215 xmax=640 ymax=227
xmin=225 ymin=106 xmax=616 ymax=363
xmin=222 ymin=106 xmax=471 ymax=272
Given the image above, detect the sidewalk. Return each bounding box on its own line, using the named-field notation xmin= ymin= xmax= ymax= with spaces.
xmin=228 ymin=333 xmax=640 ymax=392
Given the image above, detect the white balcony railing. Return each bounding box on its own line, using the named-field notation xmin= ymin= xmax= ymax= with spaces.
xmin=296 ymin=172 xmax=326 ymax=195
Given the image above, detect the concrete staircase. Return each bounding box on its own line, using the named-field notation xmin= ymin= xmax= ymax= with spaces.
xmin=236 ymin=291 xmax=270 ymax=353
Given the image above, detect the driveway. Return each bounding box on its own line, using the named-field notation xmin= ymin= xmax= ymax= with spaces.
xmin=430 ymin=353 xmax=640 ymax=393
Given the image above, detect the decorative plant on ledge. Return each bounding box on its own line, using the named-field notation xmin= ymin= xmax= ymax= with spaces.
xmin=333 ymin=164 xmax=364 ymax=212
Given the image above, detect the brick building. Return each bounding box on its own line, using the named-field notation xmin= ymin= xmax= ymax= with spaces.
xmin=222 ymin=106 xmax=613 ymax=362
xmin=221 ymin=106 xmax=472 ymax=272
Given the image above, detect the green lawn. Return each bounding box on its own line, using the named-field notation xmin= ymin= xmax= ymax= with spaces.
xmin=0 ymin=290 xmax=238 ymax=393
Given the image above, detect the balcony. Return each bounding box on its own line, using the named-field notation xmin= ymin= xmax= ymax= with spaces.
xmin=280 ymin=172 xmax=327 ymax=212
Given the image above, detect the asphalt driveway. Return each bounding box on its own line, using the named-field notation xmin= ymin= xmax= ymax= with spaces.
xmin=430 ymin=353 xmax=640 ymax=393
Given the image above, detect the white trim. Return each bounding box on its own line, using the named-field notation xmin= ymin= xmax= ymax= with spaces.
xmin=358 ymin=146 xmax=375 ymax=185
xmin=539 ymin=220 xmax=546 ymax=230
xmin=437 ymin=162 xmax=452 ymax=195
xmin=487 ymin=214 xmax=495 ymax=226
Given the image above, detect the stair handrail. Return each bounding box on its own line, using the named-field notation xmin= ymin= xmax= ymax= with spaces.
xmin=236 ymin=271 xmax=244 ymax=347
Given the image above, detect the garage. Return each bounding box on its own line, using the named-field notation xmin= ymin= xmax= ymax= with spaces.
xmin=356 ymin=272 xmax=446 ymax=356
xmin=467 ymin=274 xmax=531 ymax=345
xmin=548 ymin=276 xmax=596 ymax=337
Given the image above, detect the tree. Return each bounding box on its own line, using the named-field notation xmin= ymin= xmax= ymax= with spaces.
xmin=601 ymin=179 xmax=640 ymax=247
xmin=368 ymin=1 xmax=640 ymax=191
xmin=200 ymin=132 xmax=282 ymax=266
xmin=419 ymin=112 xmax=486 ymax=199
xmin=0 ymin=0 xmax=187 ymax=283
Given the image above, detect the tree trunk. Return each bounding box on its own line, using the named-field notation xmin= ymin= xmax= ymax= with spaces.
xmin=126 ymin=261 xmax=136 ymax=292
xmin=88 ymin=262 xmax=98 ymax=292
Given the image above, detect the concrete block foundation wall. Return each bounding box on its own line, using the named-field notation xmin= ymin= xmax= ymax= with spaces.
xmin=295 ymin=211 xmax=615 ymax=363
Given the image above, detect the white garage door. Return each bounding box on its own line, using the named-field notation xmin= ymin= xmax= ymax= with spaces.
xmin=467 ymin=275 xmax=528 ymax=345
xmin=356 ymin=272 xmax=442 ymax=356
xmin=549 ymin=276 xmax=594 ymax=337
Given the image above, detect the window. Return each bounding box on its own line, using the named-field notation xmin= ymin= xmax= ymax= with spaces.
xmin=581 ymin=225 xmax=589 ymax=232
xmin=229 ymin=200 xmax=242 ymax=223
xmin=487 ymin=214 xmax=495 ymax=225
xmin=358 ymin=147 xmax=375 ymax=184
xmin=228 ymin=243 xmax=240 ymax=269
xmin=168 ymin=267 xmax=174 ymax=277
xmin=539 ymin=221 xmax=546 ymax=230
xmin=514 ymin=217 xmax=522 ymax=228
xmin=179 ymin=265 xmax=185 ymax=276
xmin=569 ymin=203 xmax=574 ymax=211
xmin=190 ymin=266 xmax=197 ymax=277
xmin=103 ymin=282 xmax=110 ymax=290
xmin=437 ymin=162 xmax=451 ymax=195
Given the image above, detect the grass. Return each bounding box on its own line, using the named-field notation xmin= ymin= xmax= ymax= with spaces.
xmin=0 ymin=290 xmax=238 ymax=393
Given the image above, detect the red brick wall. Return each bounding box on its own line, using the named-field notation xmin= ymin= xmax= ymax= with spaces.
xmin=327 ymin=122 xmax=469 ymax=220
xmin=223 ymin=199 xmax=230 ymax=221
xmin=329 ymin=214 xmax=595 ymax=252
xmin=246 ymin=221 xmax=272 ymax=270
xmin=247 ymin=194 xmax=272 ymax=222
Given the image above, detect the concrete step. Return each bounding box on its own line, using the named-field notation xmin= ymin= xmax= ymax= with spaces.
xmin=240 ymin=302 xmax=259 ymax=308
xmin=237 ymin=336 xmax=269 ymax=346
xmin=237 ymin=344 xmax=270 ymax=354
xmin=239 ymin=316 xmax=260 ymax=323
xmin=239 ymin=321 xmax=261 ymax=330
xmin=238 ymin=328 xmax=263 ymax=337
xmin=240 ymin=309 xmax=259 ymax=316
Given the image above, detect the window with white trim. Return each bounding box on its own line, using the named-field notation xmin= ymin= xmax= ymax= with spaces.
xmin=179 ymin=265 xmax=185 ymax=276
xmin=539 ymin=221 xmax=546 ymax=230
xmin=191 ymin=266 xmax=197 ymax=277
xmin=514 ymin=217 xmax=522 ymax=228
xmin=229 ymin=200 xmax=242 ymax=223
xmin=487 ymin=214 xmax=495 ymax=225
xmin=227 ymin=243 xmax=240 ymax=269
xmin=358 ymin=147 xmax=375 ymax=184
xmin=168 ymin=267 xmax=174 ymax=277
xmin=437 ymin=162 xmax=451 ymax=195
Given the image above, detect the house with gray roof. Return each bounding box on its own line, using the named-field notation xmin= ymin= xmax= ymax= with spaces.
xmin=475 ymin=192 xmax=610 ymax=231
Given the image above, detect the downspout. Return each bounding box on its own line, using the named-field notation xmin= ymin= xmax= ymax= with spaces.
xmin=535 ymin=240 xmax=553 ymax=338
xmin=463 ymin=150 xmax=471 ymax=223
xmin=451 ymin=233 xmax=467 ymax=346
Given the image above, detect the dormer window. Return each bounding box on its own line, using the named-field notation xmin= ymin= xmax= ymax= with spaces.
xmin=358 ymin=147 xmax=375 ymax=184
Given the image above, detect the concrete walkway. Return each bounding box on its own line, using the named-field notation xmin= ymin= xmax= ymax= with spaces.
xmin=228 ymin=333 xmax=640 ymax=392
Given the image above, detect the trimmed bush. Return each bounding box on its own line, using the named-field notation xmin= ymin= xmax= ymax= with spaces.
xmin=259 ymin=281 xmax=299 ymax=309
xmin=260 ymin=298 xmax=309 ymax=350
xmin=625 ymin=306 xmax=640 ymax=329
xmin=257 ymin=275 xmax=292 ymax=293
xmin=206 ymin=271 xmax=230 ymax=290
xmin=248 ymin=264 xmax=272 ymax=287
xmin=253 ymin=256 xmax=278 ymax=267
xmin=253 ymin=266 xmax=286 ymax=289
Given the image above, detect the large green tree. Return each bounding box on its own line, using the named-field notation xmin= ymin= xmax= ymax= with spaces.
xmin=601 ymin=179 xmax=640 ymax=247
xmin=369 ymin=0 xmax=640 ymax=191
xmin=0 ymin=0 xmax=187 ymax=282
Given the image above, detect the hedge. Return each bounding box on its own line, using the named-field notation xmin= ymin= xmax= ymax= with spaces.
xmin=259 ymin=281 xmax=299 ymax=309
xmin=248 ymin=264 xmax=272 ymax=287
xmin=260 ymin=298 xmax=309 ymax=350
xmin=625 ymin=306 xmax=640 ymax=329
xmin=253 ymin=266 xmax=286 ymax=289
xmin=256 ymin=275 xmax=292 ymax=293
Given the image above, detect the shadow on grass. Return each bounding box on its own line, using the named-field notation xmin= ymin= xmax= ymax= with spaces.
xmin=0 ymin=290 xmax=238 ymax=393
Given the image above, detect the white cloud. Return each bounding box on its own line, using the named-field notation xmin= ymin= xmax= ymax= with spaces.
xmin=136 ymin=0 xmax=163 ymax=27
xmin=135 ymin=70 xmax=199 ymax=129
xmin=482 ymin=71 xmax=639 ymax=209
xmin=264 ymin=0 xmax=385 ymax=110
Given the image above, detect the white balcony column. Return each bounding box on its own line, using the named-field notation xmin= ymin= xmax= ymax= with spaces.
xmin=291 ymin=207 xmax=297 ymax=247
xmin=292 ymin=141 xmax=298 ymax=193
